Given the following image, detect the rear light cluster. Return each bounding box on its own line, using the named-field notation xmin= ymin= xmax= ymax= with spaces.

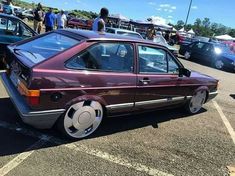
xmin=18 ymin=82 xmax=40 ymax=106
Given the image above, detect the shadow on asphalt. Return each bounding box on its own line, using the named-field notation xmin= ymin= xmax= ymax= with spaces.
xmin=0 ymin=97 xmax=207 ymax=157
xmin=230 ymin=94 xmax=235 ymax=99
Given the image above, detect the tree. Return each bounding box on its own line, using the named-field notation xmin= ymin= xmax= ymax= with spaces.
xmin=175 ymin=20 xmax=184 ymax=30
xmin=229 ymin=29 xmax=235 ymax=37
xmin=194 ymin=18 xmax=201 ymax=27
xmin=202 ymin=18 xmax=210 ymax=28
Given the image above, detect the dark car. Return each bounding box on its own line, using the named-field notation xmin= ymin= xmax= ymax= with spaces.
xmin=0 ymin=13 xmax=37 ymax=67
xmin=1 ymin=29 xmax=218 ymax=139
xmin=179 ymin=41 xmax=235 ymax=71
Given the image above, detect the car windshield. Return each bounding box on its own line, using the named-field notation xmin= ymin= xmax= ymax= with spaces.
xmin=15 ymin=32 xmax=80 ymax=64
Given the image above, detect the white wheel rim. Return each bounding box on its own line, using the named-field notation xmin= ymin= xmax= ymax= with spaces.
xmin=215 ymin=60 xmax=224 ymax=69
xmin=189 ymin=90 xmax=206 ymax=113
xmin=64 ymin=101 xmax=103 ymax=139
xmin=184 ymin=52 xmax=190 ymax=59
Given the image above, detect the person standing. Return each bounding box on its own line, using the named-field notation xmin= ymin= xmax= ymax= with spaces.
xmin=33 ymin=3 xmax=44 ymax=34
xmin=44 ymin=8 xmax=55 ymax=32
xmin=146 ymin=26 xmax=156 ymax=40
xmin=57 ymin=10 xmax=67 ymax=29
xmin=3 ymin=0 xmax=14 ymax=15
xmin=92 ymin=7 xmax=109 ymax=32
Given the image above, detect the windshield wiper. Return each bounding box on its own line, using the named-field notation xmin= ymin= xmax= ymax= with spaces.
xmin=13 ymin=48 xmax=37 ymax=59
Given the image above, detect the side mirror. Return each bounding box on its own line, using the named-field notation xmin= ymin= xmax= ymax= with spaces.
xmin=179 ymin=67 xmax=191 ymax=77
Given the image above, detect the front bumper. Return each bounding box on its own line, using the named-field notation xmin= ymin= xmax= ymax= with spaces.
xmin=206 ymin=91 xmax=218 ymax=102
xmin=0 ymin=72 xmax=65 ymax=129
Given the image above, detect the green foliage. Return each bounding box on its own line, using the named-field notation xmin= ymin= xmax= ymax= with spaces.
xmin=175 ymin=20 xmax=184 ymax=30
xmin=174 ymin=17 xmax=235 ymax=37
xmin=11 ymin=0 xmax=98 ymax=19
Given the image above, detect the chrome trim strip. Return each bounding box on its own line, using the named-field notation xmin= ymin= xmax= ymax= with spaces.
xmin=209 ymin=91 xmax=218 ymax=95
xmin=135 ymin=99 xmax=167 ymax=106
xmin=106 ymin=103 xmax=134 ymax=109
xmin=135 ymin=96 xmax=185 ymax=106
xmin=29 ymin=109 xmax=65 ymax=115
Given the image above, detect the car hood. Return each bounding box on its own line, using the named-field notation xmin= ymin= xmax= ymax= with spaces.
xmin=221 ymin=53 xmax=235 ymax=61
xmin=190 ymin=71 xmax=217 ymax=81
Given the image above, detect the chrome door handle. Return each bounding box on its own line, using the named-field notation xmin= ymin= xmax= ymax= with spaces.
xmin=139 ymin=79 xmax=151 ymax=84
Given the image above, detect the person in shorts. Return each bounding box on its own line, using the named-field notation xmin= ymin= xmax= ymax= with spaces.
xmin=33 ymin=3 xmax=44 ymax=34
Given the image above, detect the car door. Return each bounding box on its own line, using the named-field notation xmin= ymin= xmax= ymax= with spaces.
xmin=199 ymin=43 xmax=215 ymax=63
xmin=190 ymin=42 xmax=206 ymax=60
xmin=135 ymin=44 xmax=186 ymax=110
xmin=65 ymin=42 xmax=137 ymax=115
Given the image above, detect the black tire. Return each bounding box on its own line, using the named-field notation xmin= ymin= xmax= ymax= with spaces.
xmin=184 ymin=90 xmax=207 ymax=114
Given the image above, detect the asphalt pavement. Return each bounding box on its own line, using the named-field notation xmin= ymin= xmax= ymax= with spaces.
xmin=0 ymin=58 xmax=234 ymax=176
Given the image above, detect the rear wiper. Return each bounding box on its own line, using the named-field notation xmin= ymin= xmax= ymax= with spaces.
xmin=13 ymin=48 xmax=37 ymax=59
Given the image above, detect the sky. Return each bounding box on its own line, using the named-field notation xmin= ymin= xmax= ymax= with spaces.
xmin=24 ymin=0 xmax=235 ymax=28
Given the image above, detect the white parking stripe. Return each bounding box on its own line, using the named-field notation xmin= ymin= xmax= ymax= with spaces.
xmin=65 ymin=143 xmax=173 ymax=176
xmin=213 ymin=100 xmax=235 ymax=145
xmin=0 ymin=120 xmax=173 ymax=176
xmin=0 ymin=136 xmax=50 ymax=176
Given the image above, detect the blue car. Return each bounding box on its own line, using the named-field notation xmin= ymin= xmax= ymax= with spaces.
xmin=0 ymin=13 xmax=37 ymax=67
xmin=179 ymin=41 xmax=235 ymax=72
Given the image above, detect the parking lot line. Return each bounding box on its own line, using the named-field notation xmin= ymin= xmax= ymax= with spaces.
xmin=213 ymin=100 xmax=235 ymax=145
xmin=0 ymin=120 xmax=173 ymax=176
xmin=0 ymin=136 xmax=50 ymax=176
xmin=65 ymin=143 xmax=173 ymax=176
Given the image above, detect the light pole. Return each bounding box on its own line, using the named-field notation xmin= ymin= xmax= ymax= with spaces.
xmin=184 ymin=0 xmax=193 ymax=30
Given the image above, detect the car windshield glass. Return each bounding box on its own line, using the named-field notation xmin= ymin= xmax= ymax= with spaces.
xmin=15 ymin=33 xmax=80 ymax=64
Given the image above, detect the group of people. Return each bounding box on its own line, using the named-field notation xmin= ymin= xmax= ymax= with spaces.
xmin=33 ymin=3 xmax=67 ymax=34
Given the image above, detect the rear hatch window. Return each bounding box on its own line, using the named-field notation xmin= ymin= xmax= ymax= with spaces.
xmin=13 ymin=32 xmax=80 ymax=65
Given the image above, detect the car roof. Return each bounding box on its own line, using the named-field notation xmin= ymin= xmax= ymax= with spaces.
xmin=57 ymin=29 xmax=169 ymax=48
xmin=59 ymin=29 xmax=145 ymax=41
xmin=0 ymin=13 xmax=22 ymax=21
xmin=106 ymin=27 xmax=140 ymax=34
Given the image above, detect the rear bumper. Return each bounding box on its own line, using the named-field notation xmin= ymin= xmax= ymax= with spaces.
xmin=0 ymin=72 xmax=65 ymax=129
xmin=206 ymin=91 xmax=218 ymax=102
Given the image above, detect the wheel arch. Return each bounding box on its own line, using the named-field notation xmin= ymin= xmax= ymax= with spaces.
xmin=193 ymin=86 xmax=209 ymax=103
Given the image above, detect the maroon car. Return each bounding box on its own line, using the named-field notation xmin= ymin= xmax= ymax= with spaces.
xmin=1 ymin=29 xmax=218 ymax=139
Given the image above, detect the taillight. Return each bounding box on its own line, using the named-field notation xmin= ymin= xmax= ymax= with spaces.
xmin=18 ymin=82 xmax=40 ymax=106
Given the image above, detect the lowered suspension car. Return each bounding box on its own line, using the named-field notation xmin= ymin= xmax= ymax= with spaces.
xmin=1 ymin=29 xmax=218 ymax=139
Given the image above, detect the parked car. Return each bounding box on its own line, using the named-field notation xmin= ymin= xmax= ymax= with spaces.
xmin=153 ymin=34 xmax=178 ymax=57
xmin=1 ymin=29 xmax=218 ymax=139
xmin=0 ymin=13 xmax=37 ymax=68
xmin=17 ymin=9 xmax=34 ymax=22
xmin=67 ymin=18 xmax=93 ymax=30
xmin=106 ymin=27 xmax=143 ymax=39
xmin=179 ymin=41 xmax=235 ymax=71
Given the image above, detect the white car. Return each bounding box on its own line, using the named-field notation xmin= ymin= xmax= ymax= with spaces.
xmin=106 ymin=27 xmax=143 ymax=39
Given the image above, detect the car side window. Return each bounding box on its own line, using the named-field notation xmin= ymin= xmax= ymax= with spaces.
xmin=0 ymin=17 xmax=20 ymax=36
xmin=167 ymin=54 xmax=179 ymax=74
xmin=20 ymin=22 xmax=34 ymax=37
xmin=193 ymin=42 xmax=205 ymax=50
xmin=138 ymin=46 xmax=167 ymax=73
xmin=66 ymin=43 xmax=134 ymax=73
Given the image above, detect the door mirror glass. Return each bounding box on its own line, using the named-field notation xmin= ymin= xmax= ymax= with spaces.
xmin=179 ymin=68 xmax=191 ymax=77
